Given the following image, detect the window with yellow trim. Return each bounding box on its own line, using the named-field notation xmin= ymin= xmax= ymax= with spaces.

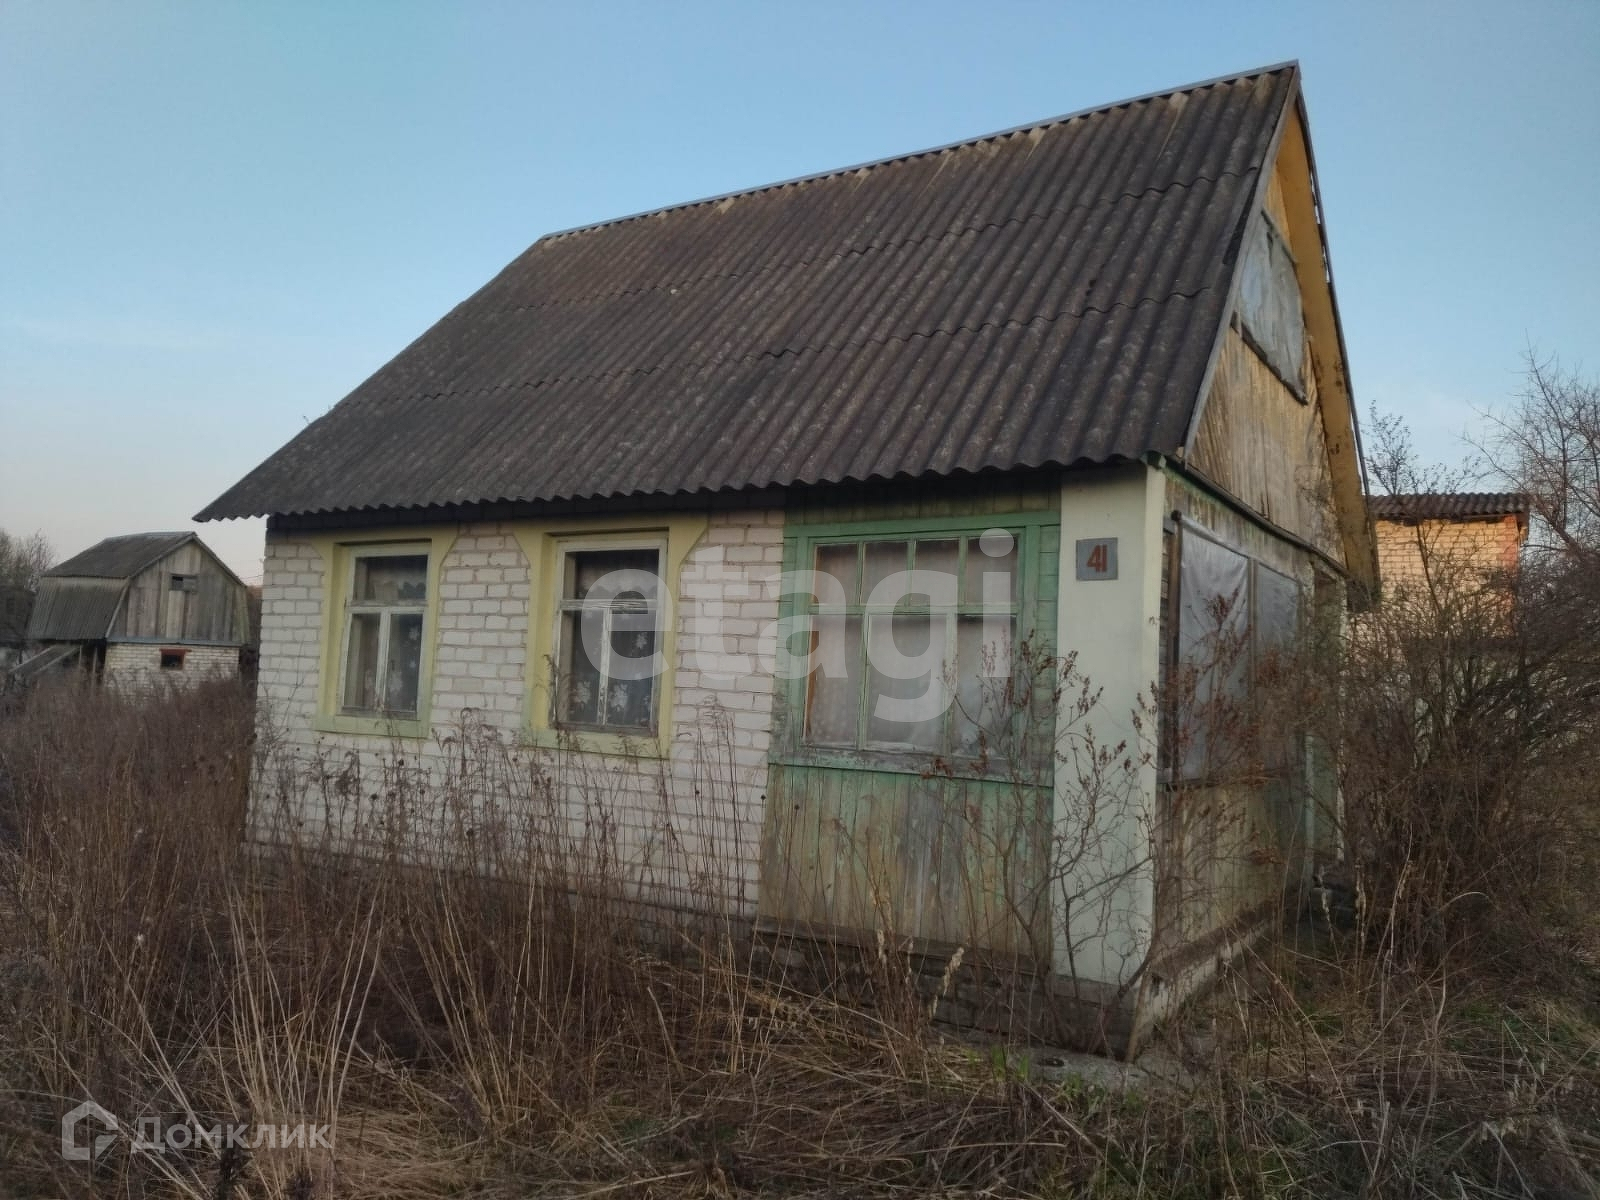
xmin=338 ymin=544 xmax=429 ymax=718
xmin=550 ymin=540 xmax=665 ymax=734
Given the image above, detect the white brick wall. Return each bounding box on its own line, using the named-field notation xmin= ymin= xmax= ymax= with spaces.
xmin=257 ymin=537 xmax=325 ymax=731
xmin=254 ymin=510 xmax=782 ymax=914
xmin=432 ymin=526 xmax=529 ymax=723
xmin=104 ymin=641 xmax=239 ymax=694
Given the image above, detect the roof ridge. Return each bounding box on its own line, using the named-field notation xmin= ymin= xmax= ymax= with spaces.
xmin=46 ymin=531 xmax=196 ymax=579
xmin=538 ymin=62 xmax=1298 ymax=244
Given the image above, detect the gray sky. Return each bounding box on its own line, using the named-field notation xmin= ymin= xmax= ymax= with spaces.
xmin=3 ymin=0 xmax=1596 ymax=582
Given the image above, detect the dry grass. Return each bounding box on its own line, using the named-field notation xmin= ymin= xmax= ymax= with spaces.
xmin=0 ymin=678 xmax=1596 ymax=1198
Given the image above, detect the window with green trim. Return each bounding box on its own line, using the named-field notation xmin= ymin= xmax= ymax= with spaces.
xmin=799 ymin=530 xmax=1020 ymax=758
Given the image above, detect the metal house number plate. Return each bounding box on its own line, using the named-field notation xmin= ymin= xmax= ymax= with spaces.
xmin=1074 ymin=537 xmax=1118 ymax=580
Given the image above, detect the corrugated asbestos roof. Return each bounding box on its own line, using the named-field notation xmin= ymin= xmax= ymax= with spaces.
xmin=199 ymin=64 xmax=1300 ymax=521
xmin=1369 ymin=493 xmax=1531 ymax=522
xmin=27 ymin=577 xmax=126 ymax=641
xmin=46 ymin=532 xmax=196 ymax=580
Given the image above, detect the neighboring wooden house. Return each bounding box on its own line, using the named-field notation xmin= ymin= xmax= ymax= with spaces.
xmin=1370 ymin=493 xmax=1529 ymax=600
xmin=25 ymin=532 xmax=250 ymax=689
xmin=200 ymin=63 xmax=1376 ymax=1048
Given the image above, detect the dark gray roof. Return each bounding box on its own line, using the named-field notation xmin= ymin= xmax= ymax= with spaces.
xmin=199 ymin=64 xmax=1300 ymax=522
xmin=1370 ymin=493 xmax=1531 ymax=522
xmin=46 ymin=532 xmax=196 ymax=580
xmin=27 ymin=577 xmax=126 ymax=641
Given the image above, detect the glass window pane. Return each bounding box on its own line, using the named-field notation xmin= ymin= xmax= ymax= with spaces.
xmin=567 ymin=549 xmax=660 ymax=602
xmin=1255 ymin=566 xmax=1301 ymax=663
xmin=1177 ymin=532 xmax=1251 ymax=778
xmin=813 ymin=543 xmax=859 ymax=606
xmin=804 ymin=614 xmax=861 ymax=747
xmin=1254 ymin=567 xmax=1302 ymax=774
xmin=384 ymin=612 xmax=423 ymax=715
xmin=605 ymin=624 xmax=657 ymax=730
xmin=913 ymin=539 xmax=959 ymax=594
xmin=1238 ymin=217 xmax=1305 ymax=390
xmin=953 ymin=615 xmax=1016 ymax=756
xmin=342 ymin=611 xmax=381 ymax=711
xmin=963 ymin=532 xmax=1018 ymax=606
xmin=861 ymin=541 xmax=909 ymax=604
xmin=864 ymin=613 xmax=943 ymax=751
xmin=556 ymin=609 xmax=604 ymax=725
xmin=353 ymin=554 xmax=427 ymax=604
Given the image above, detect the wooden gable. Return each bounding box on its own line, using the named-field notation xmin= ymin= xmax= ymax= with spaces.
xmin=1184 ymin=97 xmax=1376 ymax=589
xmin=112 ymin=538 xmax=250 ymax=644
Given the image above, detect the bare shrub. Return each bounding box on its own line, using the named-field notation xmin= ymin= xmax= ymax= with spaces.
xmin=0 ymin=678 xmax=1139 ymax=1197
xmin=1321 ymin=403 xmax=1600 ymax=972
xmin=0 ymin=529 xmax=52 ymax=592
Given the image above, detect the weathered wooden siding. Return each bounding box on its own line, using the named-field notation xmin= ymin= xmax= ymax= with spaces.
xmin=784 ymin=472 xmax=1061 ymax=525
xmin=1262 ymin=162 xmax=1290 ymax=238
xmin=113 ymin=542 xmax=248 ymax=643
xmin=1267 ymin=107 xmax=1375 ymax=587
xmin=1158 ymin=472 xmax=1318 ymax=956
xmin=762 ymin=768 xmax=1052 ymax=957
xmin=760 ymin=479 xmax=1061 ymax=960
xmin=1190 ymin=327 xmax=1342 ymax=563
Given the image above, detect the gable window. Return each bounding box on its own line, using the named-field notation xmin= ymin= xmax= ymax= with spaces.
xmin=1237 ymin=212 xmax=1306 ymax=396
xmin=800 ymin=532 xmax=1019 ymax=758
xmin=339 ymin=546 xmax=428 ymax=717
xmin=170 ymin=573 xmax=198 ymax=593
xmin=551 ymin=544 xmax=664 ymax=733
xmin=159 ymin=648 xmax=186 ymax=671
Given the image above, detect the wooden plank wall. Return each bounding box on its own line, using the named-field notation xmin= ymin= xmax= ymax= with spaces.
xmin=113 ymin=544 xmax=248 ymax=643
xmin=1189 ymin=141 xmax=1345 ymax=568
xmin=785 ymin=471 xmax=1061 ymax=525
xmin=762 ymin=767 xmax=1053 ymax=958
xmin=1190 ymin=327 xmax=1342 ymax=564
xmin=760 ymin=474 xmax=1062 ymax=961
xmin=1157 ymin=473 xmax=1319 ymax=956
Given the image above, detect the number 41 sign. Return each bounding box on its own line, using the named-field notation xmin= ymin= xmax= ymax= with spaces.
xmin=1074 ymin=537 xmax=1119 ymax=581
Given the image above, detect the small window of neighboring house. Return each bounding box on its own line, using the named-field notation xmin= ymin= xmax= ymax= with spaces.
xmin=551 ymin=544 xmax=664 ymax=733
xmin=800 ymin=532 xmax=1020 ymax=758
xmin=340 ymin=548 xmax=428 ymax=717
xmin=170 ymin=574 xmax=198 ymax=593
xmin=159 ymin=649 xmax=186 ymax=671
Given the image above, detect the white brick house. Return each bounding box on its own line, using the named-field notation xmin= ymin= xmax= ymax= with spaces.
xmin=206 ymin=65 xmax=1377 ymax=1049
xmin=256 ymin=511 xmax=783 ymax=913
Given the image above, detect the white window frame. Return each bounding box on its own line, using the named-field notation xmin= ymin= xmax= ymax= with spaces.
xmin=548 ymin=537 xmax=667 ymax=735
xmin=338 ymin=542 xmax=430 ymax=717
